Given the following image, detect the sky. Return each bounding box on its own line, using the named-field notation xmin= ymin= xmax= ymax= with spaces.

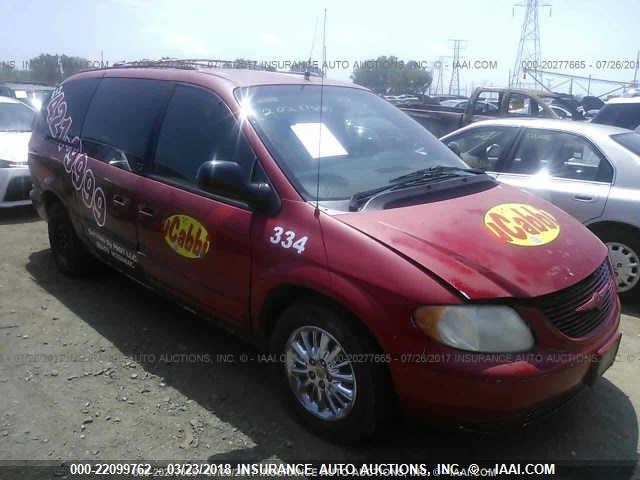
xmin=1 ymin=0 xmax=638 ymax=96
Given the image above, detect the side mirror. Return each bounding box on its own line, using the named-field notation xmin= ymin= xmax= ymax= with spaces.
xmin=447 ymin=141 xmax=461 ymax=156
xmin=196 ymin=160 xmax=278 ymax=214
xmin=486 ymin=143 xmax=502 ymax=160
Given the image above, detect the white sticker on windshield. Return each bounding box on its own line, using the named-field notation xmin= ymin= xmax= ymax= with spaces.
xmin=290 ymin=122 xmax=348 ymax=159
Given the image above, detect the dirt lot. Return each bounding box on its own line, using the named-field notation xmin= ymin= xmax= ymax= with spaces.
xmin=1 ymin=207 xmax=639 ymax=476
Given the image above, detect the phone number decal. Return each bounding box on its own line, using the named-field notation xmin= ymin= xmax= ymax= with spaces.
xmin=47 ymin=85 xmax=107 ymax=227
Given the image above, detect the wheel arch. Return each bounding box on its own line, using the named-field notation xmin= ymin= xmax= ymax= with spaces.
xmin=256 ymin=282 xmax=398 ymax=423
xmin=586 ymin=220 xmax=640 ymax=238
xmin=256 ymin=284 xmax=386 ymax=356
xmin=40 ymin=189 xmax=64 ymax=220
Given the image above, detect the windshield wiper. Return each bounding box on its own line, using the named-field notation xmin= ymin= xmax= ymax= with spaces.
xmin=349 ymin=165 xmax=488 ymax=211
xmin=389 ymin=165 xmax=484 ymax=183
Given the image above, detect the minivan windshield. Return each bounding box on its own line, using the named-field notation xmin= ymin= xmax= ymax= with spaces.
xmin=0 ymin=102 xmax=34 ymax=132
xmin=237 ymin=85 xmax=468 ymax=207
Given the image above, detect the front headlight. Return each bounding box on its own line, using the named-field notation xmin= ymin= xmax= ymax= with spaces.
xmin=413 ymin=305 xmax=534 ymax=352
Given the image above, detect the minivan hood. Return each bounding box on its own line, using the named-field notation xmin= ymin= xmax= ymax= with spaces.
xmin=0 ymin=132 xmax=31 ymax=165
xmin=336 ymin=183 xmax=607 ymax=299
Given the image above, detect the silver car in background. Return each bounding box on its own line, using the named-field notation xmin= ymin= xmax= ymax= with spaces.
xmin=441 ymin=118 xmax=640 ymax=299
xmin=0 ymin=96 xmax=35 ymax=207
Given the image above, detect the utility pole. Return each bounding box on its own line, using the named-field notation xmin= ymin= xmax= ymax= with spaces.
xmin=448 ymin=39 xmax=466 ymax=96
xmin=511 ymin=0 xmax=551 ymax=88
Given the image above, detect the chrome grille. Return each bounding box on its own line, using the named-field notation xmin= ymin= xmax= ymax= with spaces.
xmin=535 ymin=262 xmax=615 ymax=338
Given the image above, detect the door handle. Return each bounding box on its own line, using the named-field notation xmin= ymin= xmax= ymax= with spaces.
xmin=137 ymin=205 xmax=156 ymax=219
xmin=112 ymin=194 xmax=129 ymax=207
xmin=573 ymin=195 xmax=594 ymax=202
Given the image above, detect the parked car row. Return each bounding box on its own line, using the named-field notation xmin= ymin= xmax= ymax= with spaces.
xmin=401 ymin=87 xmax=564 ymax=137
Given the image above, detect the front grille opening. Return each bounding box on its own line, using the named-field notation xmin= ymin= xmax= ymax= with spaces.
xmin=534 ymin=262 xmax=614 ymax=338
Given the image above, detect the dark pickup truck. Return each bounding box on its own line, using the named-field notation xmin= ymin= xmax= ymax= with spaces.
xmin=401 ymin=87 xmax=573 ymax=137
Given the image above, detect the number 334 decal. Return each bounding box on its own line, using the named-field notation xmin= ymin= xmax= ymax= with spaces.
xmin=269 ymin=227 xmax=308 ymax=254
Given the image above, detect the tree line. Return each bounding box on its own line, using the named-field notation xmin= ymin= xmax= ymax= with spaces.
xmin=351 ymin=55 xmax=433 ymax=95
xmin=285 ymin=55 xmax=433 ymax=95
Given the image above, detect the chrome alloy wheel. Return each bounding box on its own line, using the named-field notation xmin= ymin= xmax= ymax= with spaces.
xmin=607 ymin=241 xmax=640 ymax=293
xmin=285 ymin=326 xmax=357 ymax=421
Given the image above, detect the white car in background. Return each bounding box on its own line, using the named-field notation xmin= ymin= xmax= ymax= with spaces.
xmin=0 ymin=96 xmax=35 ymax=207
xmin=442 ymin=118 xmax=640 ymax=299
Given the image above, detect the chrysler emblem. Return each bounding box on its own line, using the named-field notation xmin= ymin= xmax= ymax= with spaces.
xmin=575 ymin=284 xmax=609 ymax=312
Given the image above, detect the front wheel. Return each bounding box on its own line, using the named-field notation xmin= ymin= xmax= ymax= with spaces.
xmin=270 ymin=302 xmax=392 ymax=443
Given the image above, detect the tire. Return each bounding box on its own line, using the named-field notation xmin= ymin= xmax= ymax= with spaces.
xmin=270 ymin=301 xmax=393 ymax=443
xmin=47 ymin=202 xmax=99 ymax=276
xmin=596 ymin=226 xmax=640 ymax=302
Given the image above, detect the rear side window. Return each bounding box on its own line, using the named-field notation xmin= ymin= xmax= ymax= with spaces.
xmin=82 ymin=78 xmax=172 ymax=164
xmin=593 ymin=103 xmax=640 ymax=130
xmin=153 ymin=84 xmax=254 ymax=187
xmin=39 ymin=79 xmax=100 ymax=142
xmin=611 ymin=132 xmax=640 ymax=156
xmin=508 ymin=129 xmax=613 ymax=182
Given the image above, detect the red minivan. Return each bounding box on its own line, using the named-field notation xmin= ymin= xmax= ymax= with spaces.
xmin=29 ymin=62 xmax=621 ymax=442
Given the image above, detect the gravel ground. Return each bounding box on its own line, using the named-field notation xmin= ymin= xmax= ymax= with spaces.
xmin=0 ymin=206 xmax=639 ymax=477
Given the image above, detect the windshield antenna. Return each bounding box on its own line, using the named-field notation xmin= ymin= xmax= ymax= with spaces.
xmin=305 ymin=15 xmax=319 ymax=80
xmin=315 ymin=8 xmax=327 ymax=214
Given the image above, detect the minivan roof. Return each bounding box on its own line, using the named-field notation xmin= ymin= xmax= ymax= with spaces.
xmin=67 ymin=65 xmax=364 ymax=90
xmin=199 ymin=68 xmax=361 ymax=88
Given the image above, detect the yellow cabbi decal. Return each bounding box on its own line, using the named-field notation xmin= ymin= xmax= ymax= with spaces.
xmin=161 ymin=214 xmax=211 ymax=259
xmin=484 ymin=203 xmax=560 ymax=246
